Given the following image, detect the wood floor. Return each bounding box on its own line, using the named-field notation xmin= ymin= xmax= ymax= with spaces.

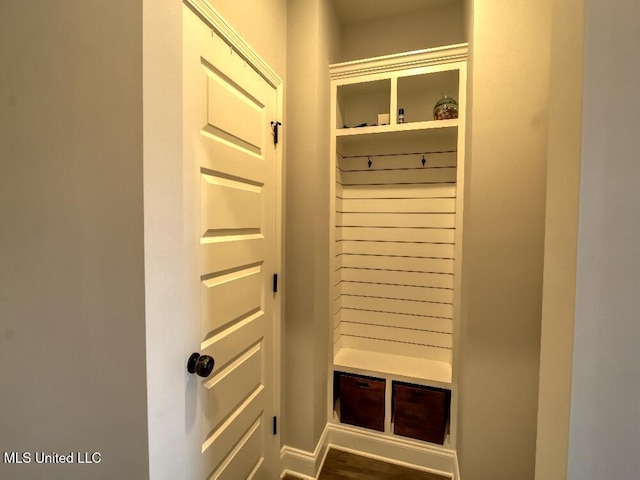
xmin=284 ymin=448 xmax=448 ymax=480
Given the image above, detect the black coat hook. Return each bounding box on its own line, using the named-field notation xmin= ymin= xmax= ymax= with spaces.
xmin=368 ymin=157 xmax=372 ymax=168
xmin=421 ymin=155 xmax=427 ymax=167
xmin=271 ymin=121 xmax=282 ymax=145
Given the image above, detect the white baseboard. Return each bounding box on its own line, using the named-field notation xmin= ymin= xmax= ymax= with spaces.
xmin=326 ymin=423 xmax=454 ymax=478
xmin=281 ymin=422 xmax=455 ymax=479
xmin=280 ymin=423 xmax=329 ymax=478
xmin=454 ymin=450 xmax=460 ymax=480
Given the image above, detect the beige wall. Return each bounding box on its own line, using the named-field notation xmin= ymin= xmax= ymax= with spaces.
xmin=0 ymin=2 xmax=148 ymax=479
xmin=340 ymin=1 xmax=463 ymax=62
xmin=534 ymin=0 xmax=584 ymax=478
xmin=565 ymin=0 xmax=640 ymax=477
xmin=457 ymin=1 xmax=551 ymax=478
xmin=462 ymin=0 xmax=472 ymax=43
xmin=284 ymin=0 xmax=341 ymax=452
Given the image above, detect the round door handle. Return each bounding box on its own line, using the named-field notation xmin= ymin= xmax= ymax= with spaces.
xmin=187 ymin=352 xmax=215 ymax=378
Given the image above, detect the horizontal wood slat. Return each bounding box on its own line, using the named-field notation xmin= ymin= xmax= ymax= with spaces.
xmin=341 ymin=255 xmax=454 ymax=273
xmin=342 ymin=295 xmax=452 ymax=319
xmin=339 ymin=227 xmax=454 ymax=243
xmin=341 ymin=184 xmax=456 ymax=199
xmin=341 ymin=322 xmax=452 ymax=349
xmin=340 ymin=212 xmax=455 ymax=228
xmin=334 ymin=321 xmax=342 ymax=343
xmin=341 ymin=308 xmax=452 ymax=334
xmin=342 ymin=282 xmax=453 ymax=303
xmin=339 ymin=241 xmax=454 ymax=258
xmin=341 ymin=167 xmax=456 ymax=185
xmin=340 ymin=152 xmax=456 ymax=171
xmin=334 ymin=295 xmax=343 ymax=314
xmin=341 ymin=197 xmax=455 ymax=213
xmin=340 ymin=268 xmax=453 ymax=289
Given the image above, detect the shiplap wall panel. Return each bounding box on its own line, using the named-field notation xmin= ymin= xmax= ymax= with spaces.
xmin=340 ymin=268 xmax=453 ymax=289
xmin=332 ymin=268 xmax=342 ymax=287
xmin=341 ymin=167 xmax=456 ymax=185
xmin=335 ymin=163 xmax=344 ymax=336
xmin=340 ymin=227 xmax=455 ymax=243
xmin=339 ymin=241 xmax=453 ymax=258
xmin=334 ymin=294 xmax=343 ymax=314
xmin=341 ymin=197 xmax=455 ymax=213
xmin=340 ymin=323 xmax=452 ymax=349
xmin=340 ymin=212 xmax=455 ymax=228
xmin=340 ymin=152 xmax=456 ymax=171
xmin=342 ymin=255 xmax=454 ymax=274
xmin=342 ymin=282 xmax=453 ymax=304
xmin=342 ymin=308 xmax=452 ymax=334
xmin=342 ymin=296 xmax=452 ymax=319
xmin=333 ymin=320 xmax=342 ymax=344
xmin=334 ymin=149 xmax=457 ymax=364
xmin=341 ymin=183 xmax=456 ymax=199
xmin=334 ymin=281 xmax=343 ymax=300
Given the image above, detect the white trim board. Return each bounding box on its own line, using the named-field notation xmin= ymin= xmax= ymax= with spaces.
xmin=330 ymin=44 xmax=468 ymax=80
xmin=280 ymin=422 xmax=455 ymax=479
xmin=280 ymin=424 xmax=330 ymax=478
xmin=185 ymin=0 xmax=282 ymax=88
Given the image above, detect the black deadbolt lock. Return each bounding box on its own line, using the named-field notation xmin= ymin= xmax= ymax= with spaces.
xmin=187 ymin=352 xmax=215 ymax=378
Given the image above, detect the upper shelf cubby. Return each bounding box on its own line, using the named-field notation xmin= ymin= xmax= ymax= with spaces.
xmin=397 ymin=70 xmax=459 ymax=124
xmin=331 ymin=43 xmax=467 ymax=133
xmin=337 ymin=79 xmax=391 ymax=129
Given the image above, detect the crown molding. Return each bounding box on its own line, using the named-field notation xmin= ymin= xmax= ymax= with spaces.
xmin=330 ymin=43 xmax=468 ymax=80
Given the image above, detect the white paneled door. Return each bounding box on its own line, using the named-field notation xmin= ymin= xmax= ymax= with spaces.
xmin=183 ymin=3 xmax=281 ymax=479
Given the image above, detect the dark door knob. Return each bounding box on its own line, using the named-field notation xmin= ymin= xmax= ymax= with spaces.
xmin=187 ymin=353 xmax=215 ymax=378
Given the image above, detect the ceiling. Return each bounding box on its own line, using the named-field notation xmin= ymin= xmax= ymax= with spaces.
xmin=332 ymin=0 xmax=456 ymax=25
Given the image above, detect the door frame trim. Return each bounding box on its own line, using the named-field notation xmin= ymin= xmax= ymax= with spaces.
xmin=184 ymin=0 xmax=282 ymax=88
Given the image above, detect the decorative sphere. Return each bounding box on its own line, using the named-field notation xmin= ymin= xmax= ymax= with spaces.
xmin=433 ymin=95 xmax=458 ymax=120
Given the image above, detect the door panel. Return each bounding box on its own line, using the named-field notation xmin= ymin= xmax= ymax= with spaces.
xmin=206 ymin=72 xmax=264 ymax=152
xmin=198 ymin=128 xmax=267 ymax=187
xmin=184 ymin=4 xmax=278 ymax=478
xmin=201 ymin=388 xmax=264 ymax=478
xmin=217 ymin=420 xmax=264 ymax=480
xmin=200 ymin=264 xmax=263 ymax=335
xmin=203 ymin=343 xmax=263 ymax=436
xmin=201 ymin=238 xmax=265 ymax=272
xmin=200 ymin=173 xmax=263 ymax=233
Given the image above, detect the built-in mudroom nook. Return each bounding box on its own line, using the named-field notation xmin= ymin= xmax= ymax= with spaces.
xmin=328 ymin=43 xmax=466 ymax=461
